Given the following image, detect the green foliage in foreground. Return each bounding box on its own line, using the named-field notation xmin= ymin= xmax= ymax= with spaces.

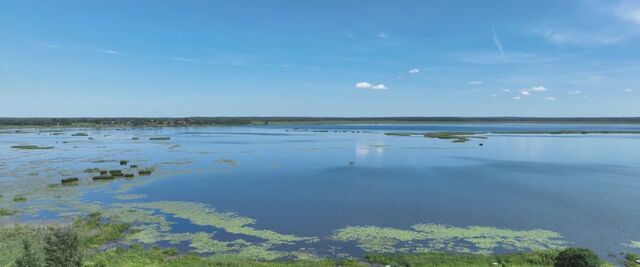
xmin=366 ymin=248 xmax=614 ymax=267
xmin=554 ymin=247 xmax=601 ymax=267
xmin=84 ymin=246 xmax=362 ymax=267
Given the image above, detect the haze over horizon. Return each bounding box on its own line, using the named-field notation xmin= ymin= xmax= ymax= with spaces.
xmin=2 ymin=0 xmax=640 ymax=117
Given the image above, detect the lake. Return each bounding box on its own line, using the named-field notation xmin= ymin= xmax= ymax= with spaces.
xmin=1 ymin=124 xmax=639 ymax=260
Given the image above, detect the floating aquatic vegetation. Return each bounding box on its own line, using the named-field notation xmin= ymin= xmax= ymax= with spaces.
xmin=331 ymin=224 xmax=565 ymax=254
xmin=384 ymin=132 xmax=413 ymax=136
xmin=114 ymin=194 xmax=146 ymax=200
xmin=150 ymin=137 xmax=171 ymax=141
xmin=61 ymin=177 xmax=79 ymax=184
xmin=138 ymin=168 xmax=153 ymax=175
xmin=0 ymin=208 xmax=17 ymax=216
xmin=124 ymin=173 xmax=134 ymax=178
xmin=13 ymin=196 xmax=27 ymax=202
xmin=629 ymin=241 xmax=640 ymax=249
xmin=120 ymin=201 xmax=310 ymax=245
xmin=71 ymin=132 xmax=88 ymax=136
xmin=93 ymin=175 xmax=114 ymax=181
xmin=216 ymin=159 xmax=238 ymax=166
xmin=11 ymin=145 xmax=54 ymax=150
xmin=120 ymin=160 xmax=129 ymax=165
xmin=83 ymin=168 xmax=102 ymax=173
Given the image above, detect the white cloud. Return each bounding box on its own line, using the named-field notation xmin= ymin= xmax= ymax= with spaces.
xmin=490 ymin=94 xmax=497 ymax=97
xmin=355 ymin=82 xmax=372 ymax=89
xmin=513 ymin=96 xmax=522 ymax=100
xmin=408 ymin=68 xmax=420 ymax=74
xmin=492 ymin=29 xmax=504 ymax=56
xmin=625 ymin=88 xmax=634 ymax=92
xmin=530 ymin=86 xmax=547 ymax=92
xmin=545 ymin=96 xmax=557 ymax=101
xmin=356 ymin=82 xmax=388 ymax=90
xmin=468 ymin=81 xmax=483 ymax=85
xmin=96 ymin=49 xmax=124 ymax=56
xmin=567 ymin=90 xmax=582 ymax=95
xmin=502 ymin=89 xmax=511 ymax=93
xmin=372 ymin=84 xmax=388 ymax=90
xmin=518 ymin=85 xmax=548 ymax=96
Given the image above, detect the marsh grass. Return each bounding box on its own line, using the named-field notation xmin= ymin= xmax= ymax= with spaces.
xmin=13 ymin=196 xmax=27 ymax=202
xmin=11 ymin=145 xmax=54 ymax=150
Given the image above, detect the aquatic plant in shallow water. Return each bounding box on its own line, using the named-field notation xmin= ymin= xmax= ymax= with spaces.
xmin=120 ymin=201 xmax=311 ymax=245
xmin=629 ymin=241 xmax=640 ymax=249
xmin=332 ymin=224 xmax=566 ymax=254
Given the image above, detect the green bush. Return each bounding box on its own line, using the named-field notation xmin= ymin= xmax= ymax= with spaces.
xmin=554 ymin=247 xmax=600 ymax=267
xmin=15 ymin=239 xmax=42 ymax=267
xmin=43 ymin=227 xmax=82 ymax=267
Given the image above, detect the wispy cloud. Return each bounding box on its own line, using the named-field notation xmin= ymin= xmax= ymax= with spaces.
xmin=613 ymin=0 xmax=640 ymax=26
xmin=513 ymin=96 xmax=522 ymax=100
xmin=545 ymin=96 xmax=557 ymax=101
xmin=96 ymin=48 xmax=124 ymax=56
xmin=567 ymin=90 xmax=582 ymax=95
xmin=468 ymin=81 xmax=483 ymax=85
xmin=537 ymin=30 xmax=625 ymax=46
xmin=166 ymin=56 xmax=202 ymax=63
xmin=33 ymin=41 xmax=58 ymax=49
xmin=625 ymin=88 xmax=634 ymax=92
xmin=492 ymin=29 xmax=504 ymax=56
xmin=408 ymin=68 xmax=420 ymax=74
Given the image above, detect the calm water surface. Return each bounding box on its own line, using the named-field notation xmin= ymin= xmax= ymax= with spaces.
xmin=2 ymin=124 xmax=640 ymax=258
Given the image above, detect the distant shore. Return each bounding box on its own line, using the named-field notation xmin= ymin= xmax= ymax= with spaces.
xmin=1 ymin=117 xmax=640 ymax=128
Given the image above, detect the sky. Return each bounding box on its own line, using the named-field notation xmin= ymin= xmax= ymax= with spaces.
xmin=1 ymin=0 xmax=640 ymax=117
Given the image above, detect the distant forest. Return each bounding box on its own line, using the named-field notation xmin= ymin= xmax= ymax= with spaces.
xmin=1 ymin=117 xmax=640 ymax=127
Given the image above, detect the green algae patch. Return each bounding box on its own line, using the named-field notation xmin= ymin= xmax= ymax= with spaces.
xmin=332 ymin=224 xmax=566 ymax=254
xmin=11 ymin=145 xmax=54 ymax=150
xmin=332 ymin=226 xmax=427 ymax=253
xmin=114 ymin=194 xmax=146 ymax=200
xmin=121 ymin=201 xmax=310 ymax=244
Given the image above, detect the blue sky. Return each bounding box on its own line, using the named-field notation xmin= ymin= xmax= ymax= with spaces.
xmin=1 ymin=0 xmax=639 ymax=117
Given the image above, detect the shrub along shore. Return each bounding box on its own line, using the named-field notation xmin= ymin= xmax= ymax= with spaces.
xmin=2 ymin=213 xmax=637 ymax=267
